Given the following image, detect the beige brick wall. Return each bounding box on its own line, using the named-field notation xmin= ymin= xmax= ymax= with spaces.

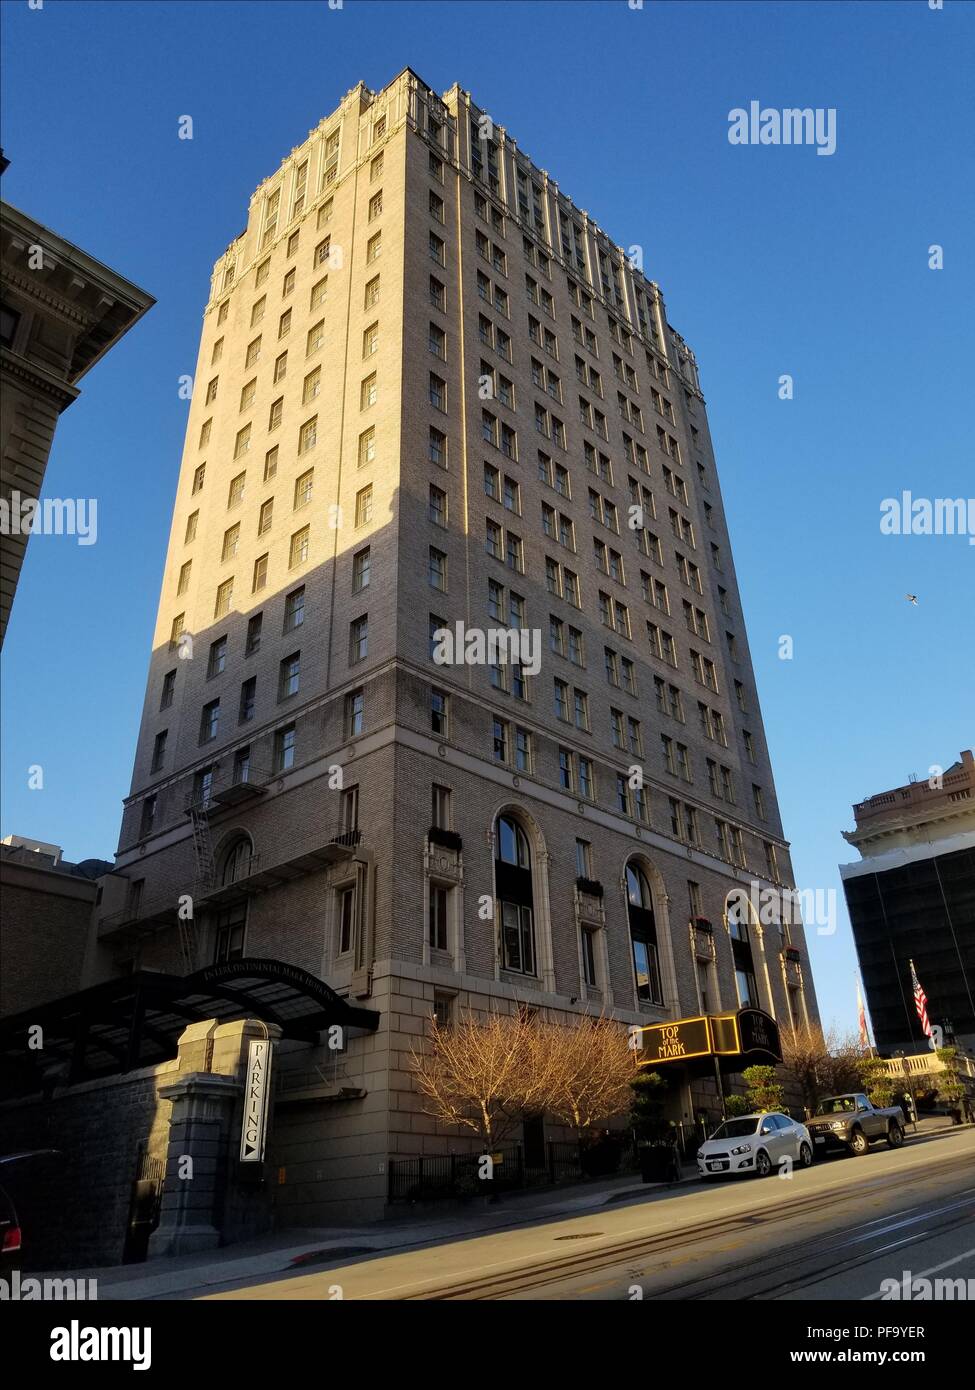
xmin=93 ymin=69 xmax=819 ymax=1222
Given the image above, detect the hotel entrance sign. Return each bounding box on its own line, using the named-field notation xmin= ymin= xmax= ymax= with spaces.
xmin=240 ymin=1039 xmax=272 ymax=1162
xmin=634 ymin=1008 xmax=781 ymax=1068
xmin=638 ymin=1016 xmax=711 ymax=1065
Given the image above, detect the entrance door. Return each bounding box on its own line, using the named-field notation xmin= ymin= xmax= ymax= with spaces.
xmin=522 ymin=1114 xmax=545 ymax=1170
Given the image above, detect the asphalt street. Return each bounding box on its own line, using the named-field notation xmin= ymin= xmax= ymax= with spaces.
xmin=196 ymin=1126 xmax=975 ymax=1301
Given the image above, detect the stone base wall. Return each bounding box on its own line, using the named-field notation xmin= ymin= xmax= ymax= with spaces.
xmin=0 ymin=1061 xmax=176 ymax=1271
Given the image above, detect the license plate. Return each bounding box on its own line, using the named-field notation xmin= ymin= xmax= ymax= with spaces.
xmin=708 ymin=1161 xmax=722 ymax=1171
xmin=814 ymin=1136 xmax=825 ymax=1144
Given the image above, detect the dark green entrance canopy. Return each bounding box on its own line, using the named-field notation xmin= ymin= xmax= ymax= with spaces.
xmin=0 ymin=958 xmax=380 ymax=1098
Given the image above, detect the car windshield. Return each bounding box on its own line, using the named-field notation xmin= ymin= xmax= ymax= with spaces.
xmin=710 ymin=1118 xmax=759 ymax=1139
xmin=820 ymin=1097 xmax=856 ymax=1114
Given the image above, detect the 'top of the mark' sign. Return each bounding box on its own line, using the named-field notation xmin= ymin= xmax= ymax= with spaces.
xmin=240 ymin=1038 xmax=272 ymax=1163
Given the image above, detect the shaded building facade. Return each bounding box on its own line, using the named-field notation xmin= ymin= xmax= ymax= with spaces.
xmin=841 ymin=749 xmax=975 ymax=1057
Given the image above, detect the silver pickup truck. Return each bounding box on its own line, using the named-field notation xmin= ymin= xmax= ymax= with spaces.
xmin=806 ymin=1092 xmax=906 ymax=1156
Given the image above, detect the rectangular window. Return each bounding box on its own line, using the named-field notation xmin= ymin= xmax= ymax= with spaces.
xmin=293 ymin=468 xmax=314 ymax=509
xmin=207 ymin=639 xmax=226 ymax=683
xmin=431 ymin=687 xmax=448 ymax=736
xmin=200 ymin=698 xmax=220 ymax=744
xmin=355 ymin=486 xmax=373 ymax=527
xmin=298 ymin=416 xmax=317 ymax=453
xmin=349 ymin=615 xmax=368 ymax=663
xmin=302 ymin=368 xmax=321 ymax=405
xmin=252 ymin=553 xmax=268 ymax=592
xmin=239 ymin=676 xmax=256 ymax=723
xmin=279 ymin=651 xmax=301 ymax=700
xmin=352 ymin=547 xmax=370 ymax=592
xmin=428 ymin=546 xmax=447 ymax=590
xmin=432 ymin=783 xmax=451 ymax=829
xmin=218 ymin=525 xmax=239 ymax=564
xmin=429 ymin=485 xmax=447 ymax=528
xmin=358 ymin=427 xmax=376 ymax=468
xmin=150 ymin=730 xmax=167 ymax=774
xmin=581 ymin=929 xmax=597 ymax=987
xmin=289 ymin=526 xmax=310 ymax=568
xmin=274 ymin=723 xmax=296 ymax=772
xmin=429 ymin=884 xmax=449 ymax=952
xmin=283 ymin=585 xmax=305 ymax=632
xmin=214 ymin=578 xmax=234 ymax=618
xmin=345 ymin=689 xmax=364 ymax=737
xmin=429 ymin=427 xmax=447 ymax=467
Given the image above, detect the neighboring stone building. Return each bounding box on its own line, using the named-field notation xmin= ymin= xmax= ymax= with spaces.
xmin=0 ymin=183 xmax=154 ymax=643
xmin=841 ymin=749 xmax=975 ymax=1058
xmin=70 ymin=68 xmax=819 ymax=1227
xmin=0 ymin=837 xmax=111 ymax=1016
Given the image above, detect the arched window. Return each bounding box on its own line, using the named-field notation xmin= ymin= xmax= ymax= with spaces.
xmin=220 ymin=836 xmax=252 ymax=887
xmin=626 ymin=864 xmax=653 ymax=910
xmin=726 ymin=889 xmax=750 ymax=942
xmin=498 ymin=815 xmax=530 ymax=869
xmin=626 ymin=860 xmax=662 ymax=1004
xmin=495 ymin=814 xmax=535 ymax=975
xmin=725 ymin=890 xmax=758 ymax=1008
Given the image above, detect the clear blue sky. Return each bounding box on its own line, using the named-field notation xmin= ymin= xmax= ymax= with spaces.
xmin=2 ymin=1 xmax=972 ymax=1040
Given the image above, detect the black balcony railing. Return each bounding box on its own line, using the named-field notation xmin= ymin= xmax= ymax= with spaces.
xmin=185 ymin=763 xmax=270 ymax=814
xmin=199 ymin=824 xmax=362 ymax=902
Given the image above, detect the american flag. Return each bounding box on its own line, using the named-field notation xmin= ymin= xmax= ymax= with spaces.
xmin=910 ymin=959 xmax=932 ymax=1039
xmin=856 ymin=978 xmax=870 ymax=1049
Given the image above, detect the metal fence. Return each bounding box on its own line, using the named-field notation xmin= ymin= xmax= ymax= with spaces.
xmin=388 ymin=1138 xmax=638 ymax=1203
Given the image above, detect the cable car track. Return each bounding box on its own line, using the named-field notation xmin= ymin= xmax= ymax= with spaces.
xmin=394 ymin=1151 xmax=973 ymax=1301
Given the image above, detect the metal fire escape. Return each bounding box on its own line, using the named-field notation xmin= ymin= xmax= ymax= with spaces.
xmin=183 ymin=804 xmax=216 ymax=974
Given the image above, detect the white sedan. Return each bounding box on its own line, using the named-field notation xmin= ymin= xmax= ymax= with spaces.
xmin=697 ymin=1112 xmax=814 ymax=1178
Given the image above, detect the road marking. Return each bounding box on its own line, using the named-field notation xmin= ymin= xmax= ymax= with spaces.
xmin=863 ymin=1243 xmax=975 ymax=1300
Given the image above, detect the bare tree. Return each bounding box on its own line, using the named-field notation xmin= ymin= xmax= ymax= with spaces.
xmin=409 ymin=1009 xmax=637 ymax=1148
xmin=780 ymin=1022 xmax=866 ymax=1113
xmin=409 ymin=1009 xmax=532 ymax=1147
xmin=524 ymin=1014 xmax=636 ymax=1135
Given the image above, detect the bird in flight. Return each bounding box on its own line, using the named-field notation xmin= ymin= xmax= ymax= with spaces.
xmin=905 ymin=594 xmax=919 ymax=605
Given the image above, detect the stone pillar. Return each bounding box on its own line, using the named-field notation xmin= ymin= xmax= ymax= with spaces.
xmin=148 ymin=1018 xmax=282 ymax=1259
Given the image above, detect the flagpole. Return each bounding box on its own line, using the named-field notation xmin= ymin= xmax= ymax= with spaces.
xmin=856 ymin=972 xmax=874 ymax=1056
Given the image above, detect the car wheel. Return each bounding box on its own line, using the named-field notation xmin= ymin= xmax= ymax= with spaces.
xmin=755 ymin=1149 xmax=772 ymax=1177
xmin=887 ymin=1123 xmax=904 ymax=1148
xmin=798 ymin=1141 xmax=813 ymax=1168
xmin=849 ymin=1127 xmax=870 ymax=1156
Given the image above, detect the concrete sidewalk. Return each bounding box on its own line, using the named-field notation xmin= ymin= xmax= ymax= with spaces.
xmin=79 ymin=1164 xmax=692 ymax=1300
xmin=63 ymin=1114 xmax=970 ymax=1300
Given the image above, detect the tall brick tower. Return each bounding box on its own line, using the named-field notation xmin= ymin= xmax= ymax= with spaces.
xmin=93 ymin=69 xmax=819 ymax=1221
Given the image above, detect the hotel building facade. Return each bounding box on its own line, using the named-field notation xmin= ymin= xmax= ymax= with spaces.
xmin=89 ymin=69 xmax=819 ymax=1224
